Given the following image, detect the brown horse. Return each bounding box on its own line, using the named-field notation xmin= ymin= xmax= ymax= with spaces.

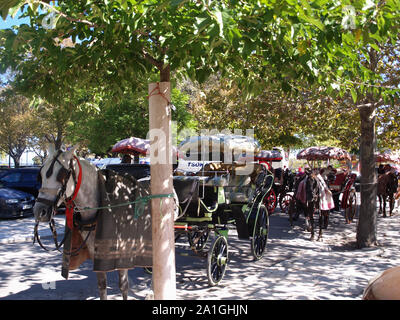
xmin=289 ymin=170 xmax=330 ymax=241
xmin=377 ymin=171 xmax=398 ymax=217
xmin=363 ymin=266 xmax=400 ymax=300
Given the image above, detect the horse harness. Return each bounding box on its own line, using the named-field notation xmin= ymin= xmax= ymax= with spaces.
xmin=34 ymin=150 xmax=96 ymax=255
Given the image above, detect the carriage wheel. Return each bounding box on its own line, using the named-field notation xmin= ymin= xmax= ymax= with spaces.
xmin=143 ymin=267 xmax=152 ymax=275
xmin=345 ymin=190 xmax=357 ymax=224
xmin=250 ymin=205 xmax=269 ymax=260
xmin=264 ymin=189 xmax=277 ymax=215
xmin=188 ymin=228 xmax=210 ymax=252
xmin=279 ymin=193 xmax=293 ymax=214
xmin=207 ymin=235 xmax=228 ymax=287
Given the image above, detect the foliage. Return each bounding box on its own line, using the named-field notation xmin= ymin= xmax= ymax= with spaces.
xmin=67 ymin=87 xmax=196 ymax=155
xmin=0 ymin=86 xmax=37 ymax=166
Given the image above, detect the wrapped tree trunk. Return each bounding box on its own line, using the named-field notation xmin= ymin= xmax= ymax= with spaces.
xmin=148 ymin=81 xmax=176 ymax=299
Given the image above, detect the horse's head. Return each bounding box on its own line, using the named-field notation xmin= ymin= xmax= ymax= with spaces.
xmin=305 ymin=170 xmax=319 ymax=203
xmin=34 ymin=146 xmax=77 ymax=223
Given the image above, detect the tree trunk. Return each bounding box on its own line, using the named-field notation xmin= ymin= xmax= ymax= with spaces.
xmin=11 ymin=155 xmax=20 ymax=168
xmin=356 ymin=105 xmax=378 ymax=247
xmin=148 ymin=81 xmax=176 ymax=300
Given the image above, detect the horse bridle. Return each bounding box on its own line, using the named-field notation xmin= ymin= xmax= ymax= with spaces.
xmin=35 ymin=150 xmax=74 ymax=211
xmin=33 ymin=150 xmax=91 ymax=254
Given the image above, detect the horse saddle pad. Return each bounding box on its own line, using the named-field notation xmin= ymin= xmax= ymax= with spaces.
xmin=93 ymin=169 xmax=153 ymax=272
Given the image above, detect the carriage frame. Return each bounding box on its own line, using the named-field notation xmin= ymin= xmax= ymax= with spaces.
xmin=172 ymin=163 xmax=274 ymax=286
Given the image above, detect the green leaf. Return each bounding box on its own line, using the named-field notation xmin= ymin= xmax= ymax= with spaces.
xmin=170 ymin=0 xmax=189 ymax=7
xmin=9 ymin=1 xmax=24 ymax=18
xmin=370 ymin=42 xmax=380 ymax=51
xmin=351 ymin=88 xmax=357 ymax=103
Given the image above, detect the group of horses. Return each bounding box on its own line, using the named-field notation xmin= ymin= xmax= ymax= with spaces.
xmin=287 ymin=166 xmax=399 ymax=241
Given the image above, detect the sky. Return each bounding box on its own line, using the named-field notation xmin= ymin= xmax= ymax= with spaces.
xmin=0 ymin=13 xmax=30 ymax=29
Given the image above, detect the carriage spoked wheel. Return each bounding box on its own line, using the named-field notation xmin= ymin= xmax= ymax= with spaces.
xmin=188 ymin=228 xmax=210 ymax=252
xmin=345 ymin=190 xmax=357 ymax=224
xmin=206 ymin=234 xmax=228 ymax=287
xmin=143 ymin=267 xmax=152 ymax=275
xmin=264 ymin=189 xmax=277 ymax=215
xmin=250 ymin=205 xmax=269 ymax=260
xmin=279 ymin=193 xmax=293 ymax=214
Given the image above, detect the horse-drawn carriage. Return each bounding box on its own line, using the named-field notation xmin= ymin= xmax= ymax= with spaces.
xmin=289 ymin=146 xmax=355 ymax=239
xmin=109 ymin=134 xmax=274 ymax=286
xmin=254 ymin=150 xmax=294 ymax=215
xmin=297 ymin=147 xmax=356 ymax=222
xmin=173 ymin=134 xmax=274 ymax=285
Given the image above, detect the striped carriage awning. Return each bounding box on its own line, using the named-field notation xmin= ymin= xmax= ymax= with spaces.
xmin=112 ymin=136 xmax=178 ymax=157
xmin=297 ymin=146 xmax=351 ymax=161
xmin=376 ymin=152 xmax=400 ymax=164
xmin=178 ymin=134 xmax=261 ymax=155
xmin=255 ymin=150 xmax=283 ymax=161
xmin=112 ymin=137 xmax=150 ymax=155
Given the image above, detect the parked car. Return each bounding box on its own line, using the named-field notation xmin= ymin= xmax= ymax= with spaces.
xmin=0 ymin=187 xmax=35 ymax=219
xmin=0 ymin=168 xmax=11 ymax=179
xmin=0 ymin=167 xmax=41 ymax=197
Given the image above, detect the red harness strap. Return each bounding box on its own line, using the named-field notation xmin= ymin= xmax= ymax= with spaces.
xmin=65 ymin=156 xmax=82 ymax=229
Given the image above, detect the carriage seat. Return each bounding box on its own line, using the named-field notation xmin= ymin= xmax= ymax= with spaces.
xmin=172 ymin=176 xmax=200 ymax=204
xmin=225 ymin=175 xmax=254 ymax=203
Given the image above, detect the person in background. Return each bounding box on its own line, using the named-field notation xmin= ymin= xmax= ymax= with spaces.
xmin=121 ymin=154 xmax=132 ymax=164
xmin=384 ymin=164 xmax=392 ymax=173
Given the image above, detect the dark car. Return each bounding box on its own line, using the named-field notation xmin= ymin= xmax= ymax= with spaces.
xmin=0 ymin=167 xmax=41 ymax=197
xmin=0 ymin=187 xmax=35 ymax=219
xmin=0 ymin=168 xmax=11 ymax=179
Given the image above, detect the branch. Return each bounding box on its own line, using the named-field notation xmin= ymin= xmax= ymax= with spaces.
xmin=142 ymin=50 xmax=163 ymax=70
xmin=36 ymin=1 xmax=100 ymax=28
xmin=356 ymin=98 xmax=384 ymax=108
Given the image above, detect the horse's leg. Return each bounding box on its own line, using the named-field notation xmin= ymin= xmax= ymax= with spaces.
xmin=118 ymin=269 xmax=129 ymax=300
xmin=303 ymin=204 xmax=311 ymax=232
xmin=309 ymin=206 xmax=315 ymax=241
xmin=96 ymin=272 xmax=107 ymax=300
xmin=383 ymin=195 xmax=387 ymax=217
xmin=315 ymin=209 xmax=323 ymax=241
xmin=378 ymin=195 xmax=382 ymax=215
xmin=389 ymin=195 xmax=394 ymax=216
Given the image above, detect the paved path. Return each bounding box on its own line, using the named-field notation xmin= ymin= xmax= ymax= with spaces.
xmin=0 ymin=205 xmax=399 ymax=300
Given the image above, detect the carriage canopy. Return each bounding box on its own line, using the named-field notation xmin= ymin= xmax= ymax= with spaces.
xmin=178 ymin=134 xmax=261 ymax=161
xmin=255 ymin=150 xmax=283 ymax=161
xmin=375 ymin=152 xmax=400 ymax=164
xmin=112 ymin=136 xmax=178 ymax=157
xmin=296 ymin=146 xmax=351 ymax=162
xmin=111 ymin=136 xmax=150 ymax=155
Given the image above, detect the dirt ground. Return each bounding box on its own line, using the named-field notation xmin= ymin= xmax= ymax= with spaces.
xmin=0 ymin=204 xmax=399 ymax=300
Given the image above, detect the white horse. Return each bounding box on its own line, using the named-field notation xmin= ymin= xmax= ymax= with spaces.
xmin=34 ymin=145 xmax=130 ymax=300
